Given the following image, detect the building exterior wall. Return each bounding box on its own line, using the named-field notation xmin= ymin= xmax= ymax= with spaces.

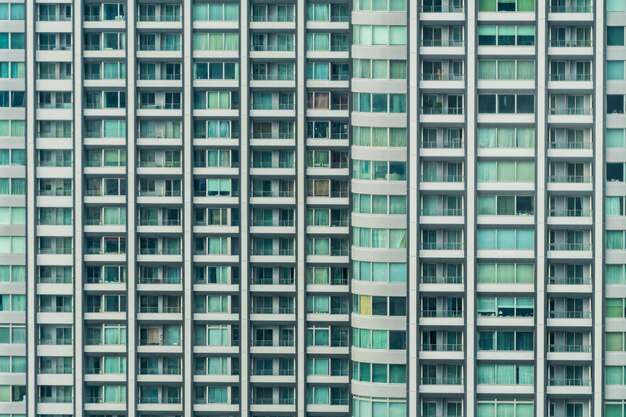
xmin=0 ymin=0 xmax=624 ymax=416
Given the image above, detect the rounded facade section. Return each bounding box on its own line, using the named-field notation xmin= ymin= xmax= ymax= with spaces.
xmin=350 ymin=4 xmax=408 ymax=415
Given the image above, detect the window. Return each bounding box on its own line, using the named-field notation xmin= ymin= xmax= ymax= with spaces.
xmin=353 ymin=59 xmax=407 ymax=79
xmin=608 ymin=61 xmax=625 ymax=80
xmin=608 ymin=0 xmax=626 ymax=11
xmin=477 ymin=364 xmax=534 ymax=384
xmin=479 ymin=0 xmax=535 ymax=11
xmin=478 ymin=26 xmax=535 ymax=46
xmin=353 ymin=25 xmax=407 ymax=46
xmin=478 ymin=331 xmax=534 ymax=351
xmin=354 ymin=0 xmax=406 ymax=11
xmin=477 ymin=297 xmax=535 ymax=317
xmin=193 ymin=3 xmax=239 ymax=21
xmin=352 ymin=261 xmax=406 ymax=283
xmin=608 ymin=95 xmax=625 ymax=114
xmin=478 ymin=94 xmax=534 ymax=113
xmin=608 ymin=27 xmax=625 ymax=46
xmin=353 ymin=93 xmax=406 ymax=113
xmin=477 ymin=229 xmax=535 ymax=250
xmin=477 ymin=161 xmax=535 ymax=182
xmin=477 ymin=263 xmax=534 ymax=283
xmin=478 ymin=128 xmax=535 ymax=148
xmin=607 ymin=332 xmax=626 ymax=351
xmin=478 ymin=60 xmax=535 ymax=80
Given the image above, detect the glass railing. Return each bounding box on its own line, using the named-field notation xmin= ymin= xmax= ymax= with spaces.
xmin=421 ymin=5 xmax=464 ymax=12
xmin=422 ymin=73 xmax=464 ymax=81
xmin=547 ymin=378 xmax=591 ymax=386
xmin=251 ymin=14 xmax=294 ymax=22
xmin=139 ymin=276 xmax=181 ymax=284
xmin=548 ymin=243 xmax=591 ymax=251
xmin=421 ymin=39 xmax=464 ymax=47
xmin=421 ymin=276 xmax=463 ymax=284
xmin=548 ymin=344 xmax=591 ymax=352
xmin=549 ymin=74 xmax=591 ymax=81
xmin=251 ymin=44 xmax=295 ymax=52
xmin=548 ymin=140 xmax=591 ymax=149
xmin=421 ymin=208 xmax=464 ymax=216
xmin=39 ymin=338 xmax=72 ymax=345
xmin=549 ymin=5 xmax=592 ymax=12
xmin=548 ymin=276 xmax=592 ymax=285
xmin=139 ymin=306 xmax=182 ymax=313
xmin=548 ymin=175 xmax=592 ymax=183
xmin=421 ymin=174 xmax=464 ymax=182
xmin=138 ymin=14 xmax=181 ymax=22
xmin=139 ymin=248 xmax=181 ymax=255
xmin=421 ymin=310 xmax=463 ymax=318
xmin=251 ymin=190 xmax=295 ymax=198
xmin=421 ymin=139 xmax=463 ymax=149
xmin=550 ymin=39 xmax=592 ymax=47
xmin=421 ymin=106 xmax=463 ymax=115
xmin=549 ymin=107 xmax=592 ymax=115
xmin=421 ymin=377 xmax=463 ymax=385
xmin=549 ymin=209 xmax=591 ymax=217
xmin=421 ymin=343 xmax=463 ymax=351
xmin=421 ymin=242 xmax=463 ymax=250
xmin=548 ymin=311 xmax=592 ymax=318
xmin=138 ymin=73 xmax=181 ymax=80
xmin=252 ymin=73 xmax=295 ymax=81
xmin=139 ymin=367 xmax=182 ymax=375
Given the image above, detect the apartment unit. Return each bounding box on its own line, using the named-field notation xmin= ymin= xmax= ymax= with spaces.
xmin=0 ymin=0 xmax=625 ymax=416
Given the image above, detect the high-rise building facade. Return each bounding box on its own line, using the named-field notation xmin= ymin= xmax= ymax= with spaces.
xmin=1 ymin=0 xmax=626 ymax=416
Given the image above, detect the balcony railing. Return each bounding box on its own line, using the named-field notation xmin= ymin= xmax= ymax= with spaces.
xmin=251 ymin=14 xmax=294 ymax=22
xmin=251 ymin=368 xmax=295 ymax=376
xmin=549 ymin=5 xmax=592 ymax=12
xmin=547 ymin=378 xmax=591 ymax=386
xmin=549 ymin=140 xmax=591 ymax=149
xmin=548 ymin=276 xmax=592 ymax=285
xmin=548 ymin=175 xmax=592 ymax=183
xmin=421 ymin=276 xmax=463 ymax=284
xmin=251 ymin=44 xmax=294 ymax=52
xmin=421 ymin=5 xmax=464 ymax=12
xmin=422 ymin=106 xmax=463 ymax=115
xmin=138 ymin=73 xmax=181 ymax=80
xmin=251 ymin=190 xmax=295 ymax=198
xmin=139 ymin=367 xmax=182 ymax=375
xmin=421 ymin=40 xmax=464 ymax=47
xmin=138 ymin=160 xmax=181 ymax=168
xmin=138 ymin=14 xmax=181 ymax=22
xmin=421 ymin=139 xmax=463 ymax=149
xmin=139 ymin=276 xmax=181 ymax=284
xmin=547 ymin=344 xmax=591 ymax=352
xmin=138 ymin=306 xmax=181 ymax=313
xmin=421 ymin=242 xmax=463 ymax=250
xmin=252 ymin=73 xmax=295 ymax=81
xmin=548 ymin=243 xmax=592 ymax=251
xmin=549 ymin=40 xmax=592 ymax=47
xmin=422 ymin=73 xmax=463 ymax=81
xmin=549 ymin=74 xmax=591 ymax=81
xmin=421 ymin=208 xmax=464 ymax=216
xmin=251 ymin=249 xmax=295 ymax=256
xmin=549 ymin=209 xmax=591 ymax=217
xmin=549 ymin=107 xmax=592 ymax=115
xmin=421 ymin=174 xmax=464 ymax=182
xmin=421 ymin=310 xmax=463 ymax=318
xmin=139 ymin=219 xmax=181 ymax=226
xmin=251 ymin=219 xmax=295 ymax=227
xmin=421 ymin=377 xmax=463 ymax=385
xmin=139 ymin=248 xmax=181 ymax=255
xmin=548 ymin=311 xmax=592 ymax=319
xmin=421 ymin=343 xmax=463 ymax=351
